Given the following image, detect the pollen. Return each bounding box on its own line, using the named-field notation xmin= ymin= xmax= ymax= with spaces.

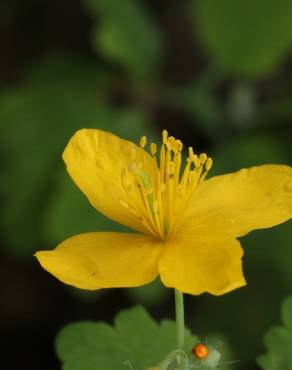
xmin=121 ymin=131 xmax=212 ymax=239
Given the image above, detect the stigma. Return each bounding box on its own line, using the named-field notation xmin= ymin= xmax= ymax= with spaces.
xmin=121 ymin=130 xmax=212 ymax=239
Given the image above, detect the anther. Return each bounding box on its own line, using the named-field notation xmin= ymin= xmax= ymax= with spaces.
xmin=140 ymin=136 xmax=147 ymax=148
xmin=167 ymin=136 xmax=176 ymax=148
xmin=175 ymin=140 xmax=183 ymax=152
xmin=199 ymin=153 xmax=207 ymax=164
xmin=193 ymin=155 xmax=200 ymax=168
xmin=206 ymin=158 xmax=213 ymax=171
xmin=167 ymin=136 xmax=175 ymax=149
xmin=162 ymin=130 xmax=168 ymax=144
xmin=189 ymin=147 xmax=195 ymax=159
xmin=150 ymin=143 xmax=157 ymax=155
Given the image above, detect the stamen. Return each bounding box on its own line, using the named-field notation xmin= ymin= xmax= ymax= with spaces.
xmin=206 ymin=158 xmax=213 ymax=171
xmin=139 ymin=136 xmax=147 ymax=148
xmin=121 ymin=132 xmax=212 ymax=239
xmin=174 ymin=140 xmax=183 ymax=153
xmin=193 ymin=154 xmax=200 ymax=168
xmin=150 ymin=143 xmax=157 ymax=156
xmin=160 ymin=142 xmax=166 ymax=183
xmin=173 ymin=151 xmax=182 ymax=187
xmin=200 ymin=157 xmax=213 ymax=182
xmin=189 ymin=147 xmax=195 ymax=159
xmin=166 ymin=136 xmax=176 ymax=151
xmin=199 ymin=153 xmax=207 ymax=164
xmin=162 ymin=130 xmax=168 ymax=144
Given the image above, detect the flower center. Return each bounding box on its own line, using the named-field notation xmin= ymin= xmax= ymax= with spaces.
xmin=122 ymin=130 xmax=212 ymax=240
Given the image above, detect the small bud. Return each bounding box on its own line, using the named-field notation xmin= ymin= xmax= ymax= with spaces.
xmin=192 ymin=343 xmax=209 ymax=360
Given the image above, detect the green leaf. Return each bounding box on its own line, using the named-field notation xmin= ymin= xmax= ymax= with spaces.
xmin=42 ymin=171 xmax=130 ymax=244
xmin=83 ymin=0 xmax=163 ymax=78
xmin=126 ymin=278 xmax=169 ymax=308
xmin=0 ymin=55 xmax=103 ymax=255
xmin=162 ymin=78 xmax=222 ymax=140
xmin=257 ymin=296 xmax=292 ymax=370
xmin=212 ymin=134 xmax=288 ymax=176
xmin=194 ymin=0 xmax=292 ymax=77
xmin=56 ymin=306 xmax=198 ymax=370
xmin=282 ymin=297 xmax=292 ymax=333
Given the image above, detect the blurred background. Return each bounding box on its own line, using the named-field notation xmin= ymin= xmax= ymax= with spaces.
xmin=1 ymin=0 xmax=292 ymax=369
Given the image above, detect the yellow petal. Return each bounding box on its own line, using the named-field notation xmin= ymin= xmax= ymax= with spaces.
xmin=181 ymin=165 xmax=292 ymax=237
xmin=63 ymin=129 xmax=156 ymax=235
xmin=35 ymin=232 xmax=162 ymax=290
xmin=159 ymin=234 xmax=246 ymax=296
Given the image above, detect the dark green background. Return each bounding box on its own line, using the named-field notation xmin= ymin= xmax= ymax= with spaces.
xmin=1 ymin=0 xmax=292 ymax=369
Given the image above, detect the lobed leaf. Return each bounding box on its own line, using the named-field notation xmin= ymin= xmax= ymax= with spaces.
xmin=56 ymin=306 xmax=198 ymax=370
xmin=257 ymin=296 xmax=292 ymax=369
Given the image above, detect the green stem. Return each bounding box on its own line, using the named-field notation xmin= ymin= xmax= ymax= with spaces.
xmin=174 ymin=289 xmax=185 ymax=350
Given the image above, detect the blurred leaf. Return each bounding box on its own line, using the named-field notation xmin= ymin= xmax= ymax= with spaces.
xmin=212 ymin=134 xmax=288 ymax=176
xmin=126 ymin=278 xmax=168 ymax=308
xmin=56 ymin=306 xmax=198 ymax=370
xmin=67 ymin=286 xmax=106 ymax=303
xmin=257 ymin=296 xmax=292 ymax=370
xmin=0 ymin=54 xmax=156 ymax=256
xmin=0 ymin=55 xmax=103 ymax=255
xmin=43 ymin=171 xmax=130 ymax=245
xmin=194 ymin=0 xmax=292 ymax=77
xmin=162 ymin=79 xmax=222 ymax=139
xmin=83 ymin=0 xmax=163 ymax=78
xmin=228 ymin=84 xmax=257 ymax=130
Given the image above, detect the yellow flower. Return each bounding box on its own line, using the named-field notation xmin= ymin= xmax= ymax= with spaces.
xmin=35 ymin=129 xmax=292 ymax=295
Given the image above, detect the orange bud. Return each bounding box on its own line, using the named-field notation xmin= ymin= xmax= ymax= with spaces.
xmin=192 ymin=343 xmax=209 ymax=360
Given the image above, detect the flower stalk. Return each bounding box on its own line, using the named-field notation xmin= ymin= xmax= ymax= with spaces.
xmin=174 ymin=289 xmax=185 ymax=350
